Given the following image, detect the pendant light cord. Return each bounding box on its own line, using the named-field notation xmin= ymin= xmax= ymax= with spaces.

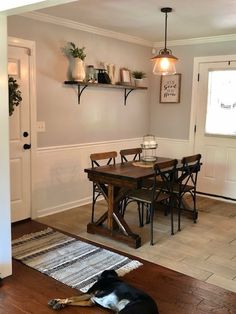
xmin=164 ymin=11 xmax=168 ymax=51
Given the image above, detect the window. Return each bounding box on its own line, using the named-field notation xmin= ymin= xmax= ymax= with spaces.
xmin=205 ymin=70 xmax=236 ymax=136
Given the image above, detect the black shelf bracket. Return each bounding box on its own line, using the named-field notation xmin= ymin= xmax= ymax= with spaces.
xmin=77 ymin=84 xmax=88 ymax=104
xmin=64 ymin=81 xmax=147 ymax=105
xmin=124 ymin=88 xmax=135 ymax=105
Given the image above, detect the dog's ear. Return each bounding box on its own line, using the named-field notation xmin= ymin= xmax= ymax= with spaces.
xmin=100 ymin=270 xmax=118 ymax=279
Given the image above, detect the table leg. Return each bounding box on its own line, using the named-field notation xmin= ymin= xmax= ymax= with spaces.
xmin=107 ymin=185 xmax=114 ymax=230
xmin=87 ymin=184 xmax=141 ymax=248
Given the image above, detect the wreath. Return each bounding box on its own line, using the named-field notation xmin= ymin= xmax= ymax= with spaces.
xmin=8 ymin=77 xmax=22 ymax=116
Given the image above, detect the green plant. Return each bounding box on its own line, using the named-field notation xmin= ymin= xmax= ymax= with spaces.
xmin=66 ymin=42 xmax=86 ymax=60
xmin=8 ymin=77 xmax=22 ymax=116
xmin=132 ymin=71 xmax=146 ymax=79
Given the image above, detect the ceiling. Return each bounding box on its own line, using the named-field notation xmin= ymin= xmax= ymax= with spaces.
xmin=36 ymin=0 xmax=236 ymax=44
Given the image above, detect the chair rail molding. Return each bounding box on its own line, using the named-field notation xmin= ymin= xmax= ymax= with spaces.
xmin=34 ymin=137 xmax=192 ymax=218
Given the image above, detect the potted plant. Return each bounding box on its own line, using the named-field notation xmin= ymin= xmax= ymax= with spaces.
xmin=132 ymin=70 xmax=146 ymax=87
xmin=64 ymin=42 xmax=86 ymax=81
xmin=8 ymin=77 xmax=22 ymax=116
xmin=68 ymin=42 xmax=86 ymax=60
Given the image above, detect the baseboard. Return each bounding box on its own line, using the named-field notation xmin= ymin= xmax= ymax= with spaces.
xmin=197 ymin=191 xmax=236 ymax=203
xmin=37 ymin=196 xmax=92 ymax=218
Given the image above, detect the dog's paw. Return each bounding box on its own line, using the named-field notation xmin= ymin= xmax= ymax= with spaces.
xmin=48 ymin=299 xmax=67 ymax=310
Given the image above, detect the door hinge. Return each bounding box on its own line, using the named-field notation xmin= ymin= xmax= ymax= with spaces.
xmin=197 ymin=73 xmax=200 ymax=81
xmin=194 ymin=125 xmax=197 ymax=133
xmin=228 ymin=61 xmax=231 ymax=66
xmin=27 ymin=48 xmax=31 ymax=56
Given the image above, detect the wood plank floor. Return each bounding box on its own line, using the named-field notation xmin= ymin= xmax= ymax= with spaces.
xmin=2 ymin=220 xmax=236 ymax=314
xmin=37 ymin=195 xmax=236 ymax=293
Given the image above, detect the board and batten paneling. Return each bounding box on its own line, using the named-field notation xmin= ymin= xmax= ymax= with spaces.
xmin=33 ymin=137 xmax=192 ymax=218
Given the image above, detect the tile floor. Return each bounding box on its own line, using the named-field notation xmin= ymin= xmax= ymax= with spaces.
xmin=37 ymin=196 xmax=236 ymax=293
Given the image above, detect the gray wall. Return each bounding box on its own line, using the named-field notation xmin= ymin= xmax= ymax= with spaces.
xmin=8 ymin=16 xmax=236 ymax=144
xmin=7 ymin=16 xmax=152 ymax=147
xmin=149 ymin=40 xmax=236 ymax=140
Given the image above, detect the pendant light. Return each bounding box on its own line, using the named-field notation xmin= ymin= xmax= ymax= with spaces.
xmin=151 ymin=7 xmax=178 ymax=75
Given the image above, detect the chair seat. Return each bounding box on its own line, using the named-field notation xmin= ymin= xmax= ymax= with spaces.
xmin=156 ymin=181 xmax=194 ymax=193
xmin=128 ymin=188 xmax=170 ymax=204
xmin=173 ymin=183 xmax=194 ymax=193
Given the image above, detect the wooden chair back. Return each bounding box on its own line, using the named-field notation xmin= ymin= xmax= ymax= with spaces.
xmin=120 ymin=148 xmax=142 ymax=163
xmin=153 ymin=159 xmax=178 ymax=196
xmin=178 ymin=154 xmax=202 ymax=189
xmin=90 ymin=151 xmax=117 ymax=168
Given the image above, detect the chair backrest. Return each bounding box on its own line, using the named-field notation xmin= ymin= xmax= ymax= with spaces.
xmin=90 ymin=151 xmax=117 ymax=168
xmin=152 ymin=159 xmax=178 ymax=200
xmin=178 ymin=154 xmax=202 ymax=189
xmin=120 ymin=148 xmax=142 ymax=163
xmin=154 ymin=159 xmax=178 ymax=185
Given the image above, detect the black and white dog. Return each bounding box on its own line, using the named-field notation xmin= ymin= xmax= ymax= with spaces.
xmin=48 ymin=269 xmax=159 ymax=314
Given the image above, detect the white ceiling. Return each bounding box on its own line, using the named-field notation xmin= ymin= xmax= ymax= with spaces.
xmin=36 ymin=0 xmax=236 ymax=43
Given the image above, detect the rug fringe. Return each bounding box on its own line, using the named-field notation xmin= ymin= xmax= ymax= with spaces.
xmin=117 ymin=260 xmax=143 ymax=277
xmin=79 ymin=261 xmax=143 ymax=293
xmin=12 ymin=228 xmax=53 ymax=244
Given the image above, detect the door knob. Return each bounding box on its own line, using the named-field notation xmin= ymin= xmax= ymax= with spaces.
xmin=23 ymin=131 xmax=29 ymax=137
xmin=23 ymin=143 xmax=31 ymax=150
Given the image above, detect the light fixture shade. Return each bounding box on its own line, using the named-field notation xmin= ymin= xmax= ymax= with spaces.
xmin=151 ymin=51 xmax=178 ymax=75
xmin=151 ymin=7 xmax=178 ymax=75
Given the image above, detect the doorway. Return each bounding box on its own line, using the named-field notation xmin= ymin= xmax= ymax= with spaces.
xmin=8 ymin=38 xmax=36 ymax=221
xmin=193 ymin=57 xmax=236 ymax=199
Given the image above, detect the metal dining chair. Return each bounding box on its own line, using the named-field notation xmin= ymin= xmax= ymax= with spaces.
xmin=90 ymin=151 xmax=117 ymax=223
xmin=119 ymin=148 xmax=144 ymax=224
xmin=174 ymin=154 xmax=202 ymax=231
xmin=124 ymin=159 xmax=178 ymax=245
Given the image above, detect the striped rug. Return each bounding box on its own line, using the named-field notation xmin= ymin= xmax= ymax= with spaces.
xmin=12 ymin=228 xmax=142 ymax=292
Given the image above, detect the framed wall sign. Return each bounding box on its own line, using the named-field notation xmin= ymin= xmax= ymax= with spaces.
xmin=120 ymin=68 xmax=131 ymax=85
xmin=160 ymin=73 xmax=181 ymax=103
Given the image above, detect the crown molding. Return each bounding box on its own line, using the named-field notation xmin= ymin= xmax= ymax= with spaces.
xmin=2 ymin=0 xmax=76 ymax=16
xmin=20 ymin=12 xmax=152 ymax=47
xmin=19 ymin=12 xmax=236 ymax=49
xmin=153 ymin=33 xmax=236 ymax=48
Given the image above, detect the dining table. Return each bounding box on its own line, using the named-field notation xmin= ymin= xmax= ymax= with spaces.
xmin=84 ymin=157 xmax=178 ymax=248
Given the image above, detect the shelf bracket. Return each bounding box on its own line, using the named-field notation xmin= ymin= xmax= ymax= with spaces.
xmin=64 ymin=81 xmax=147 ymax=105
xmin=124 ymin=88 xmax=135 ymax=105
xmin=77 ymin=84 xmax=88 ymax=104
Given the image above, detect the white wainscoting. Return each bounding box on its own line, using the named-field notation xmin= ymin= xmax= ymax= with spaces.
xmin=156 ymin=137 xmax=192 ymax=159
xmin=33 ymin=137 xmax=192 ymax=218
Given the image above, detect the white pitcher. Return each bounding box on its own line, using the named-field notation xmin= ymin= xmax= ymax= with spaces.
xmin=71 ymin=57 xmax=86 ymax=81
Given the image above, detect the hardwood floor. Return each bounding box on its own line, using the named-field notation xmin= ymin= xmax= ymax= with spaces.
xmin=37 ymin=196 xmax=236 ymax=293
xmin=3 ymin=220 xmax=236 ymax=314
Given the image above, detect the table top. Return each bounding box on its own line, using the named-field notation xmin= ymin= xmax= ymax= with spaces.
xmin=84 ymin=157 xmax=177 ymax=181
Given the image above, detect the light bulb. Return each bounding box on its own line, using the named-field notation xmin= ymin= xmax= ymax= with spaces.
xmin=160 ymin=58 xmax=170 ymax=71
xmin=152 ymin=57 xmax=177 ymax=75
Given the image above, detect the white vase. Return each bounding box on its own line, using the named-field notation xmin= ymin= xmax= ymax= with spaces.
xmin=134 ymin=78 xmax=143 ymax=87
xmin=71 ymin=58 xmax=85 ymax=81
xmin=107 ymin=64 xmax=116 ymax=84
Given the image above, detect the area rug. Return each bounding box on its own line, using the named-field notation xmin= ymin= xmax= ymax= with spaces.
xmin=12 ymin=227 xmax=142 ymax=292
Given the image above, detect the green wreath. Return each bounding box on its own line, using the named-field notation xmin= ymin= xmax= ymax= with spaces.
xmin=8 ymin=77 xmax=22 ymax=116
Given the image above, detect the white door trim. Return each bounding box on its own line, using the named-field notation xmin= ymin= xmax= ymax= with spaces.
xmin=189 ymin=54 xmax=236 ymax=149
xmin=190 ymin=55 xmax=236 ymax=200
xmin=8 ymin=36 xmax=37 ymax=219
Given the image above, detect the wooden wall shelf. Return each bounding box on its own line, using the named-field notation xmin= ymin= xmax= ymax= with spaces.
xmin=64 ymin=81 xmax=148 ymax=105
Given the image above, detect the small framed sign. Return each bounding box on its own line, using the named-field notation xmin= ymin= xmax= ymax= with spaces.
xmin=120 ymin=68 xmax=132 ymax=85
xmin=160 ymin=73 xmax=181 ymax=103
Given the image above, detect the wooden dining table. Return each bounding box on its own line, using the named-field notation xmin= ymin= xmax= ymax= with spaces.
xmin=84 ymin=157 xmax=175 ymax=248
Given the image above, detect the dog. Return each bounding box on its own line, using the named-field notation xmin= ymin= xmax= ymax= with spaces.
xmin=48 ymin=269 xmax=159 ymax=313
